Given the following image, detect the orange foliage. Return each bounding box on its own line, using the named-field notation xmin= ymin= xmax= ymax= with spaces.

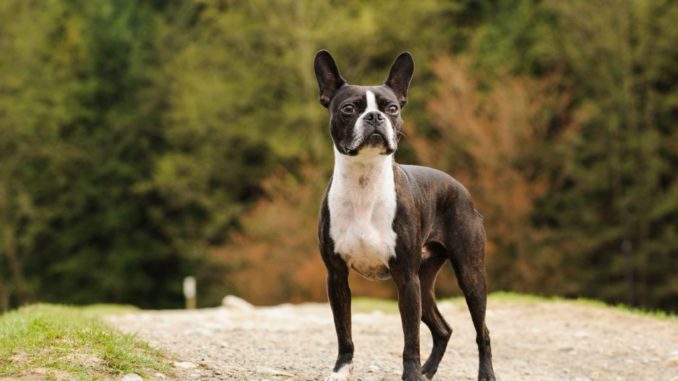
xmin=412 ymin=55 xmax=573 ymax=291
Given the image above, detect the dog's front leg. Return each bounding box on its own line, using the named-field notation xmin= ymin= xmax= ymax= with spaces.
xmin=325 ymin=265 xmax=354 ymax=381
xmin=391 ymin=266 xmax=424 ymax=381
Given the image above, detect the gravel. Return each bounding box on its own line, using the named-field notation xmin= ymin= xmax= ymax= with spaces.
xmin=105 ymin=299 xmax=678 ymax=381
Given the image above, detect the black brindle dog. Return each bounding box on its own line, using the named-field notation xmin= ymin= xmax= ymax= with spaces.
xmin=315 ymin=50 xmax=496 ymax=381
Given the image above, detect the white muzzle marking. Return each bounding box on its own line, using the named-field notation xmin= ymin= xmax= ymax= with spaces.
xmin=348 ymin=90 xmax=396 ymax=153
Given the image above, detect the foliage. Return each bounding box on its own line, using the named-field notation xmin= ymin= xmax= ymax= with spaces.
xmin=415 ymin=55 xmax=572 ymax=294
xmin=532 ymin=0 xmax=678 ymax=310
xmin=0 ymin=0 xmax=193 ymax=308
xmin=0 ymin=0 xmax=675 ymax=311
xmin=0 ymin=304 xmax=169 ymax=379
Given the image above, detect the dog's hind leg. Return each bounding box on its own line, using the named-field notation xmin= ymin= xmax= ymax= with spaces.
xmin=448 ymin=220 xmax=496 ymax=381
xmin=419 ymin=244 xmax=452 ymax=380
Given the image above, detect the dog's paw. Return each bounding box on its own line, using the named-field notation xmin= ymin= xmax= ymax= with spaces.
xmin=400 ymin=372 xmax=428 ymax=381
xmin=402 ymin=375 xmax=427 ymax=381
xmin=420 ymin=369 xmax=434 ymax=381
xmin=478 ymin=368 xmax=496 ymax=381
xmin=325 ymin=363 xmax=353 ymax=381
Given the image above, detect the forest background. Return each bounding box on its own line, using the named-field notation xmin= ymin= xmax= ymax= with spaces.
xmin=1 ymin=0 xmax=676 ymax=312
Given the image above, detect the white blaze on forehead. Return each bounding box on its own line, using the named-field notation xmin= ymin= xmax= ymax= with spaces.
xmin=365 ymin=90 xmax=378 ymax=112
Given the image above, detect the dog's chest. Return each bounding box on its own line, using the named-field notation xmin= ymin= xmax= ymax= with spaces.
xmin=328 ymin=156 xmax=397 ymax=280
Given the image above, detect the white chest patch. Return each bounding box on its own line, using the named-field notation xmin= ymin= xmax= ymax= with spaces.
xmin=328 ymin=148 xmax=397 ymax=280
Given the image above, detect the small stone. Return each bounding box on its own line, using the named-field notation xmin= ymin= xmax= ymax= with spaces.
xmin=153 ymin=373 xmax=167 ymax=379
xmin=663 ymin=355 xmax=678 ymax=366
xmin=121 ymin=373 xmax=143 ymax=381
xmin=256 ymin=366 xmax=293 ymax=376
xmin=222 ymin=295 xmax=254 ymax=310
xmin=183 ymin=328 xmax=212 ymax=337
xmin=173 ymin=361 xmax=198 ymax=369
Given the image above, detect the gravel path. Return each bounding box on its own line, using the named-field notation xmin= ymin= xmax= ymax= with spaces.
xmin=106 ymin=298 xmax=678 ymax=381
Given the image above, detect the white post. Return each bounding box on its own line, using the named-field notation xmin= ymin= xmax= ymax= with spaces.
xmin=183 ymin=276 xmax=196 ymax=309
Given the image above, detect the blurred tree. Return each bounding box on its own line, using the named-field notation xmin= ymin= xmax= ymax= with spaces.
xmin=415 ymin=55 xmax=573 ymax=296
xmin=0 ymin=0 xmax=76 ymax=307
xmin=0 ymin=0 xmax=675 ymax=311
xmin=533 ymin=0 xmax=678 ymax=309
xmin=466 ymin=0 xmax=678 ymax=309
xmin=0 ymin=0 xmax=195 ymax=308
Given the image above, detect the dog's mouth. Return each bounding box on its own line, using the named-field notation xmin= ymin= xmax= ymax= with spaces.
xmin=345 ymin=132 xmax=394 ymax=156
xmin=366 ymin=133 xmax=385 ymax=147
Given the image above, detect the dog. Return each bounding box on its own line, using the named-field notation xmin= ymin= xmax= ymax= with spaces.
xmin=314 ymin=50 xmax=496 ymax=381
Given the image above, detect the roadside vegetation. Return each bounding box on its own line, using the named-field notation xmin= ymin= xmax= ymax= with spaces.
xmin=0 ymin=304 xmax=170 ymax=380
xmin=354 ymin=293 xmax=677 ymax=321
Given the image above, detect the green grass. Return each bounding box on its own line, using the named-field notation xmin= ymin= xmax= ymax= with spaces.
xmin=353 ymin=292 xmax=676 ymax=320
xmin=79 ymin=304 xmax=140 ymax=318
xmin=0 ymin=304 xmax=170 ymax=380
xmin=488 ymin=291 xmax=677 ymax=320
xmin=352 ymin=297 xmax=401 ymax=314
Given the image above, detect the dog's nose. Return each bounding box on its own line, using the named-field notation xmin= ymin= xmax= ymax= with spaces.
xmin=363 ymin=111 xmax=385 ymax=124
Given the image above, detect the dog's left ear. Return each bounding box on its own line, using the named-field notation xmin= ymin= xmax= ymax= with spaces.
xmin=385 ymin=52 xmax=414 ymax=107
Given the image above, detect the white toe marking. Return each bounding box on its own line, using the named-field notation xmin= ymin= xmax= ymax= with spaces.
xmin=325 ymin=363 xmax=353 ymax=381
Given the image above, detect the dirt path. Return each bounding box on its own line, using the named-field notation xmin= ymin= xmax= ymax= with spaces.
xmin=106 ymin=298 xmax=678 ymax=381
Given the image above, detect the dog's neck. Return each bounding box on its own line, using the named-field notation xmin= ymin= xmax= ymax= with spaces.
xmin=331 ymin=147 xmax=394 ymax=205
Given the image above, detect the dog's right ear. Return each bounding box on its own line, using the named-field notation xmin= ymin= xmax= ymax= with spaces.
xmin=314 ymin=50 xmax=346 ymax=108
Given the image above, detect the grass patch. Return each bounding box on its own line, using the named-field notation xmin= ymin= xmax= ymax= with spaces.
xmin=487 ymin=291 xmax=556 ymax=304
xmin=0 ymin=304 xmax=170 ymax=380
xmin=489 ymin=291 xmax=677 ymax=321
xmin=352 ymin=297 xmax=400 ymax=314
xmin=80 ymin=304 xmax=139 ymax=318
xmin=351 ymin=292 xmax=676 ymax=320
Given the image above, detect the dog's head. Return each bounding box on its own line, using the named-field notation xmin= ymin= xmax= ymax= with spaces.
xmin=314 ymin=50 xmax=414 ymax=157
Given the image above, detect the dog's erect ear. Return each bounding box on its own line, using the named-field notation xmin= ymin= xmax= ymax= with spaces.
xmin=385 ymin=52 xmax=414 ymax=107
xmin=314 ymin=50 xmax=346 ymax=108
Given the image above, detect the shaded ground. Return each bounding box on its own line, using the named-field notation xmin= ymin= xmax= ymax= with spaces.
xmin=106 ymin=297 xmax=678 ymax=381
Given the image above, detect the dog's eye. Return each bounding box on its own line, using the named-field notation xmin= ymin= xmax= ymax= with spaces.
xmin=386 ymin=104 xmax=399 ymax=115
xmin=341 ymin=104 xmax=356 ymax=114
